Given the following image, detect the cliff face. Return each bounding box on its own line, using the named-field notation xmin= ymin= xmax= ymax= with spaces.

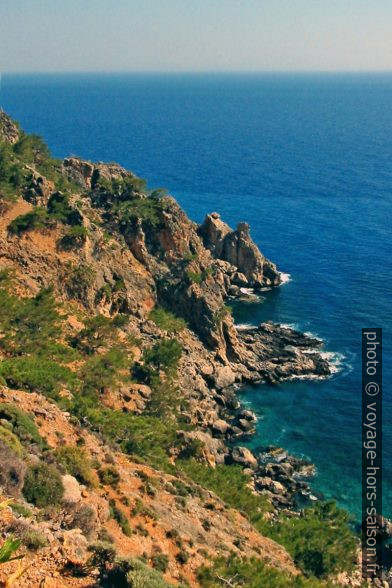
xmin=0 ymin=113 xmax=350 ymax=587
xmin=198 ymin=213 xmax=281 ymax=288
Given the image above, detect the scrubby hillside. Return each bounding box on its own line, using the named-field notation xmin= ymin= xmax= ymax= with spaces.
xmin=0 ymin=112 xmax=359 ymax=587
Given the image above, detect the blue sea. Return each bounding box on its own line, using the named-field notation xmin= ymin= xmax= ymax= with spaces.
xmin=2 ymin=72 xmax=391 ymax=519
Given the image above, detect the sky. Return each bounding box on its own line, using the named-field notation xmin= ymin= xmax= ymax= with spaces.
xmin=1 ymin=0 xmax=392 ymax=73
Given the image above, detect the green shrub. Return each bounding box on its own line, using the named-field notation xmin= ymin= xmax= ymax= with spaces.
xmin=13 ymin=133 xmax=50 ymax=165
xmin=8 ymin=208 xmax=49 ymax=235
xmin=0 ymin=356 xmax=77 ymax=398
xmin=0 ymin=404 xmax=43 ymax=447
xmin=109 ymin=499 xmax=132 ymax=537
xmin=80 ymin=348 xmax=129 ymax=399
xmin=72 ymin=314 xmax=128 ymax=354
xmin=23 ymin=463 xmax=64 ymax=507
xmin=145 ymin=380 xmax=180 ymax=418
xmin=55 ymin=446 xmax=95 ymax=486
xmin=0 ymin=441 xmax=26 ymax=496
xmin=98 ymin=466 xmax=120 ymax=488
xmin=87 ymin=541 xmax=117 ymax=582
xmin=0 ymin=426 xmax=23 ymax=456
xmin=197 ymin=555 xmax=325 ymax=588
xmin=143 ymin=338 xmax=182 ymax=378
xmin=70 ymin=504 xmax=97 ymax=538
xmin=63 ymin=262 xmax=96 ymax=300
xmin=47 ymin=192 xmax=82 ymax=225
xmin=117 ymin=197 xmax=163 ymax=228
xmin=10 ymin=502 xmax=33 ymax=518
xmin=264 ymin=501 xmax=357 ymax=578
xmin=131 ymin=498 xmax=157 ymax=520
xmin=22 ymin=529 xmax=48 ymax=551
xmin=149 ymin=307 xmax=186 ymax=333
xmin=59 ymin=225 xmax=89 ymax=249
xmin=176 ymin=550 xmax=189 ymax=565
xmin=186 ymin=268 xmax=212 ymax=285
xmin=178 ymin=461 xmax=270 ymax=526
xmin=0 ymin=284 xmax=74 ymax=360
xmin=151 ymin=553 xmax=169 ymax=573
xmin=186 ymin=270 xmax=202 ymax=284
xmin=107 ymin=556 xmax=172 ymax=588
xmin=84 ymin=407 xmax=176 ymax=469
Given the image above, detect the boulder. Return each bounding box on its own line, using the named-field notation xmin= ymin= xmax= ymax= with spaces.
xmin=237 ymin=418 xmax=254 ymax=432
xmin=231 ymin=272 xmax=249 ymax=287
xmin=214 ymin=366 xmax=236 ymax=390
xmin=61 ymin=529 xmax=88 ymax=565
xmin=212 ymin=419 xmax=230 ymax=436
xmin=230 ymin=446 xmax=258 ymax=469
xmin=62 ymin=475 xmax=82 ymax=505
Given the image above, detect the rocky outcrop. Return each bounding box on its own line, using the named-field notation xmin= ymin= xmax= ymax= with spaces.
xmin=234 ymin=322 xmax=331 ymax=384
xmin=62 ymin=157 xmax=133 ymax=190
xmin=198 ymin=212 xmax=281 ymax=287
xmin=0 ymin=111 xmax=20 ymax=144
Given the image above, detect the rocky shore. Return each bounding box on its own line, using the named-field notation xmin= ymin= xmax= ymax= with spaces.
xmin=1 ymin=111 xmax=334 ymax=519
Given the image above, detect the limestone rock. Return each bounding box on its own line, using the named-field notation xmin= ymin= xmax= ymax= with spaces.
xmin=0 ymin=112 xmax=20 ymax=144
xmin=214 ymin=366 xmax=236 ymax=390
xmin=62 ymin=475 xmax=82 ymax=505
xmin=212 ymin=419 xmax=230 ymax=436
xmin=230 ymin=446 xmax=258 ymax=470
xmin=61 ymin=529 xmax=88 ymax=565
xmin=198 ymin=213 xmax=281 ymax=287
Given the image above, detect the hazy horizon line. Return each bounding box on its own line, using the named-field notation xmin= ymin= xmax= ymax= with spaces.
xmin=2 ymin=69 xmax=392 ymax=76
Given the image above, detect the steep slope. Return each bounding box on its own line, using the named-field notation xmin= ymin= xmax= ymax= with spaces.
xmin=0 ymin=113 xmax=358 ymax=587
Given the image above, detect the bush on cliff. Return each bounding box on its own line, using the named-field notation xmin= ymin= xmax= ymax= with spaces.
xmin=47 ymin=192 xmax=82 ymax=225
xmin=107 ymin=556 xmax=172 ymax=588
xmin=0 ymin=426 xmax=24 ymax=456
xmin=54 ymin=446 xmax=95 ymax=486
xmin=178 ymin=460 xmax=270 ymax=524
xmin=80 ymin=347 xmax=129 ymax=397
xmin=0 ymin=403 xmax=44 ymax=448
xmin=143 ymin=338 xmax=182 ymax=378
xmin=197 ymin=555 xmax=326 ymax=588
xmin=8 ymin=207 xmax=49 ymax=234
xmin=0 ymin=356 xmax=77 ymax=398
xmin=264 ymin=501 xmax=357 ymax=578
xmin=23 ymin=462 xmax=64 ymax=507
xmin=59 ymin=225 xmax=89 ymax=249
xmin=71 ymin=314 xmax=128 ymax=354
xmin=13 ymin=133 xmax=50 ymax=165
xmin=83 ymin=407 xmax=176 ymax=469
xmin=149 ymin=306 xmax=186 ymax=334
xmin=0 ymin=283 xmax=74 ymax=360
xmin=0 ymin=441 xmax=26 ymax=496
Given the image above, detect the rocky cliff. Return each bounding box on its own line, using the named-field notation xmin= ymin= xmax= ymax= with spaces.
xmin=0 ymin=113 xmax=359 ymax=588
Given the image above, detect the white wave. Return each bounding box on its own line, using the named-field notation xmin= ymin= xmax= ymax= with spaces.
xmin=303 ymin=330 xmax=324 ymax=342
xmin=302 ymin=349 xmax=346 ymax=375
xmin=235 ymin=323 xmax=257 ymax=331
xmin=240 ymin=287 xmax=255 ymax=295
xmin=319 ymin=351 xmax=346 ymax=374
xmin=279 ymin=272 xmax=292 ymax=285
xmin=279 ymin=322 xmax=299 ymax=331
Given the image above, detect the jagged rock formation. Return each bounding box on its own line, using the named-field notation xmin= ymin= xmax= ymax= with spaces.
xmin=0 ymin=111 xmax=19 ymax=144
xmin=198 ymin=212 xmax=281 ymax=287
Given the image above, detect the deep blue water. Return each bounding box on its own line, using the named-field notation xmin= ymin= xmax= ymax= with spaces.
xmin=2 ymin=73 xmax=391 ymax=519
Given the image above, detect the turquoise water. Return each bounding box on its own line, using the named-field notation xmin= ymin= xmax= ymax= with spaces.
xmin=2 ymin=73 xmax=391 ymax=518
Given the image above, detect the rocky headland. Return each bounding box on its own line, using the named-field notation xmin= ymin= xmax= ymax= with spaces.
xmin=0 ymin=112 xmax=362 ymax=587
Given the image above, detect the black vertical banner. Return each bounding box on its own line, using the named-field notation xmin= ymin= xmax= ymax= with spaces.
xmin=362 ymin=328 xmax=382 ymax=579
